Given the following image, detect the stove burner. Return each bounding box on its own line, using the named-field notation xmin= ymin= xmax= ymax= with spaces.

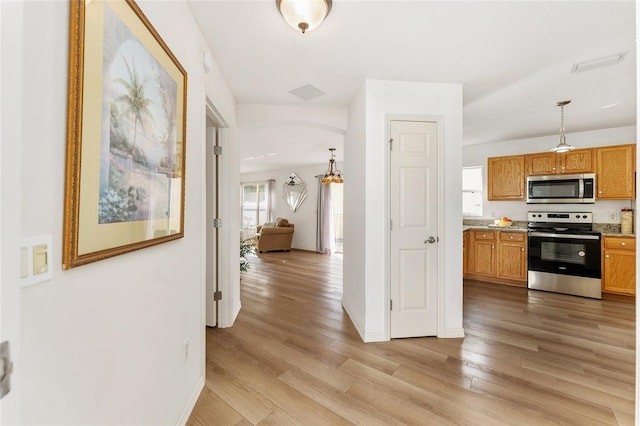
xmin=527 ymin=211 xmax=596 ymax=234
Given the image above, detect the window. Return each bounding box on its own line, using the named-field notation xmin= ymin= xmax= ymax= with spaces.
xmin=462 ymin=166 xmax=483 ymax=217
xmin=241 ymin=181 xmax=273 ymax=227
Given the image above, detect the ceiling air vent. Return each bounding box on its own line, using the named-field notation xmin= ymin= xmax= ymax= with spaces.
xmin=570 ymin=52 xmax=627 ymax=74
xmin=288 ymin=84 xmax=326 ymax=101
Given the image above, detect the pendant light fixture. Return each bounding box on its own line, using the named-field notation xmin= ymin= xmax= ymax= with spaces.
xmin=276 ymin=0 xmax=332 ymax=34
xmin=321 ymin=148 xmax=343 ymax=184
xmin=550 ymin=100 xmax=575 ymax=153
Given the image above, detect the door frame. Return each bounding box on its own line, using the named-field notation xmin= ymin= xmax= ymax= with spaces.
xmin=204 ymin=123 xmax=218 ymax=327
xmin=204 ymin=98 xmax=229 ymax=328
xmin=385 ymin=114 xmax=446 ymax=340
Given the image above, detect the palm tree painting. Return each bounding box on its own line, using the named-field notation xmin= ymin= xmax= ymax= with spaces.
xmin=113 ymin=55 xmax=152 ymax=152
xmin=98 ymin=4 xmax=180 ymax=226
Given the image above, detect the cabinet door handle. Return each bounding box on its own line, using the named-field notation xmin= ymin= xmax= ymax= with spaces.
xmin=606 ymin=255 xmax=610 ymax=258
xmin=521 ymin=248 xmax=525 ymax=251
xmin=598 ymin=190 xmax=603 ymax=194
xmin=621 ymin=242 xmax=626 ymax=246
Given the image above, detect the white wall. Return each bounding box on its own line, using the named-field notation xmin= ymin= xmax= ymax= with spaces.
xmin=344 ymin=79 xmax=464 ymax=342
xmin=15 ymin=1 xmax=237 ymax=424
xmin=463 ymin=126 xmax=636 ymax=223
xmin=238 ymin=104 xmax=348 ymax=174
xmin=1 ymin=1 xmax=24 ymax=423
xmin=241 ymin=163 xmax=343 ymax=252
xmin=342 ymin=85 xmax=367 ymax=338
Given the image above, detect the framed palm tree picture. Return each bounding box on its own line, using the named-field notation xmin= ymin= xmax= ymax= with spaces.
xmin=63 ymin=0 xmax=187 ymax=269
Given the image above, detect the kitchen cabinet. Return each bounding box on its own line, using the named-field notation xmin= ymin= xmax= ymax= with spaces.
xmin=559 ymin=149 xmax=594 ymax=174
xmin=470 ymin=230 xmax=496 ymax=276
xmin=526 ymin=149 xmax=594 ymax=176
xmin=526 ymin=152 xmax=557 ymax=175
xmin=602 ymin=236 xmax=635 ymax=296
xmin=463 ymin=231 xmax=469 ymax=276
xmin=488 ymin=155 xmax=525 ymax=200
xmin=497 ymin=231 xmax=527 ymax=281
xmin=465 ymin=229 xmax=527 ymax=286
xmin=491 ymin=144 xmax=634 ymax=202
xmin=595 ymin=144 xmax=636 ymax=200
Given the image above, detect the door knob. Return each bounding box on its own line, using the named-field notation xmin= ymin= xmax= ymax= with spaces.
xmin=425 ymin=236 xmax=437 ymax=244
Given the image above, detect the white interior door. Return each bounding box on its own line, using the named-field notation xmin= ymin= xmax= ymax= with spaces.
xmin=205 ymin=124 xmax=218 ymax=327
xmin=390 ymin=120 xmax=439 ymax=338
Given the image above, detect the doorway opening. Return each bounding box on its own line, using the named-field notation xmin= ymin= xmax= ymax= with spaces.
xmin=317 ymin=179 xmax=344 ymax=255
xmin=331 ymin=183 xmax=343 ymax=254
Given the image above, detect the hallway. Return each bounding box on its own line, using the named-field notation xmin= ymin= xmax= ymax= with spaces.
xmin=188 ymin=250 xmax=635 ymax=425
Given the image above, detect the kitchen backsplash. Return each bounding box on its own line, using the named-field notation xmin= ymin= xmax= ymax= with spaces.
xmin=466 ymin=199 xmax=636 ymax=225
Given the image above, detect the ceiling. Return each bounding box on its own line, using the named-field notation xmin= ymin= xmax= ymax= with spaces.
xmin=187 ymin=1 xmax=636 ymax=173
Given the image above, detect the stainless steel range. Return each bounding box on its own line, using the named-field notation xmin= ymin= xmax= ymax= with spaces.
xmin=527 ymin=211 xmax=602 ymax=299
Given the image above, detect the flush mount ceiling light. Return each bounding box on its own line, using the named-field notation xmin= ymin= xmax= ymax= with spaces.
xmin=276 ymin=0 xmax=332 ymax=34
xmin=550 ymin=100 xmax=575 ymax=153
xmin=321 ymin=148 xmax=343 ymax=184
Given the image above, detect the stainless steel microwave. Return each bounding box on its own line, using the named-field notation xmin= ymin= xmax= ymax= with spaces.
xmin=526 ymin=173 xmax=596 ymax=204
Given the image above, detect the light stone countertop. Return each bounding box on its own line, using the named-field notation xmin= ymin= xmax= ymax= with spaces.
xmin=463 ymin=225 xmax=527 ymax=232
xmin=463 ymin=222 xmax=635 ymax=237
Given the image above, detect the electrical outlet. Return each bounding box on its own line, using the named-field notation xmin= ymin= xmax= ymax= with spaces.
xmin=609 ymin=211 xmax=619 ymax=222
xmin=183 ymin=338 xmax=190 ymax=362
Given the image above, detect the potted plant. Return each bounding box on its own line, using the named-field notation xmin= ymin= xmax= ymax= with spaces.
xmin=240 ymin=238 xmax=255 ymax=272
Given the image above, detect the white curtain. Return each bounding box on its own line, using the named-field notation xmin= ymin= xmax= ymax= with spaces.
xmin=316 ymin=177 xmax=335 ymax=254
xmin=266 ymin=179 xmax=275 ymax=222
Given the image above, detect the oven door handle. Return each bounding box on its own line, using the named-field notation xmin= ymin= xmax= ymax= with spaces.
xmin=528 ymin=232 xmax=600 ymax=240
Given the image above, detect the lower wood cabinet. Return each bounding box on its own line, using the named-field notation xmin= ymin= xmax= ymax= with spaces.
xmin=497 ymin=231 xmax=527 ymax=281
xmin=463 ymin=231 xmax=469 ymax=276
xmin=465 ymin=229 xmax=527 ymax=287
xmin=602 ymin=236 xmax=636 ymax=296
xmin=470 ymin=230 xmax=496 ymax=276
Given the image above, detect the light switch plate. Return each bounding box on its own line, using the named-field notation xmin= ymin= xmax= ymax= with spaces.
xmin=20 ymin=235 xmax=52 ymax=287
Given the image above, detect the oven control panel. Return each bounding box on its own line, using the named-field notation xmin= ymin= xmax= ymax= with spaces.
xmin=528 ymin=211 xmax=592 ymax=224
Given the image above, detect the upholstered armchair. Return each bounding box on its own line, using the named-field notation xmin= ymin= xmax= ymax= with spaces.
xmin=256 ymin=218 xmax=295 ymax=253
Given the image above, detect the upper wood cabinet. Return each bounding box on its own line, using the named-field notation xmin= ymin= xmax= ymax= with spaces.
xmin=559 ymin=149 xmax=594 ymax=174
xmin=488 ymin=155 xmax=525 ymax=200
xmin=526 ymin=152 xmax=557 ymax=175
xmin=595 ymin=144 xmax=636 ymax=199
xmin=526 ymin=149 xmax=594 ymax=176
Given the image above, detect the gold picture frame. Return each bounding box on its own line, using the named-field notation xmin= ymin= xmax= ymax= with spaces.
xmin=63 ymin=0 xmax=187 ymax=269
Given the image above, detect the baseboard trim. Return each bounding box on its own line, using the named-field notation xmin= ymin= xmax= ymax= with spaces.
xmin=341 ymin=301 xmax=388 ymax=342
xmin=439 ymin=327 xmax=465 ymax=338
xmin=341 ymin=301 xmax=366 ymax=341
xmin=363 ymin=331 xmax=387 ymax=342
xmin=176 ymin=375 xmax=204 ymax=425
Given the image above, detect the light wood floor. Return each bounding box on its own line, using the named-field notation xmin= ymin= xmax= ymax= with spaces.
xmin=188 ymin=249 xmax=635 ymax=425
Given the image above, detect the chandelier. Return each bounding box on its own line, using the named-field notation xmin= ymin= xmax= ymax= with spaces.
xmin=276 ymin=0 xmax=332 ymax=34
xmin=321 ymin=148 xmax=343 ymax=184
xmin=550 ymin=100 xmax=575 ymax=153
